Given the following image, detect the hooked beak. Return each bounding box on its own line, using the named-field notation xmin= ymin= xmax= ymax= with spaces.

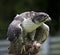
xmin=46 ymin=17 xmax=51 ymax=21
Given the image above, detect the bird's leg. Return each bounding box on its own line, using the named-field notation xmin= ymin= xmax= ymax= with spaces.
xmin=20 ymin=36 xmax=26 ymax=54
xmin=29 ymin=53 xmax=31 ymax=55
xmin=20 ymin=44 xmax=26 ymax=54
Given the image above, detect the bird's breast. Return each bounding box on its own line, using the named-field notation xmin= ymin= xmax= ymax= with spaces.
xmin=22 ymin=18 xmax=40 ymax=32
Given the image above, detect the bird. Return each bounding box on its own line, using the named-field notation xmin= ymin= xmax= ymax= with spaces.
xmin=7 ymin=11 xmax=51 ymax=55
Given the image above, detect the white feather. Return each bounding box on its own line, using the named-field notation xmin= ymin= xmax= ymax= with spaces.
xmin=22 ymin=18 xmax=43 ymax=32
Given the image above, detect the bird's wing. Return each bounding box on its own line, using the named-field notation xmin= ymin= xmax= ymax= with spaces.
xmin=35 ymin=23 xmax=49 ymax=44
xmin=7 ymin=23 xmax=22 ymax=42
xmin=7 ymin=14 xmax=23 ymax=42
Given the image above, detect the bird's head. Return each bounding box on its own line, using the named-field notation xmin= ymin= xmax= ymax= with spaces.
xmin=31 ymin=11 xmax=51 ymax=24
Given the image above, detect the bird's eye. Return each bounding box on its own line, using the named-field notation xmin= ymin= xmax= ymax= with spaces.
xmin=44 ymin=15 xmax=46 ymax=17
xmin=44 ymin=16 xmax=48 ymax=19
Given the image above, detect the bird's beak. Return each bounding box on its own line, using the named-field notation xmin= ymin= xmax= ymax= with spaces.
xmin=46 ymin=17 xmax=51 ymax=21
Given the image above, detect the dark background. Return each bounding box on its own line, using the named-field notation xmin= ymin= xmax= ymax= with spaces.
xmin=0 ymin=0 xmax=60 ymax=39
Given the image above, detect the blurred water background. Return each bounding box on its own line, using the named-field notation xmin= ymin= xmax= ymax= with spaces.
xmin=0 ymin=0 xmax=60 ymax=55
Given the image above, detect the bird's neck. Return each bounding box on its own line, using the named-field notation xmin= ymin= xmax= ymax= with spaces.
xmin=22 ymin=18 xmax=43 ymax=32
